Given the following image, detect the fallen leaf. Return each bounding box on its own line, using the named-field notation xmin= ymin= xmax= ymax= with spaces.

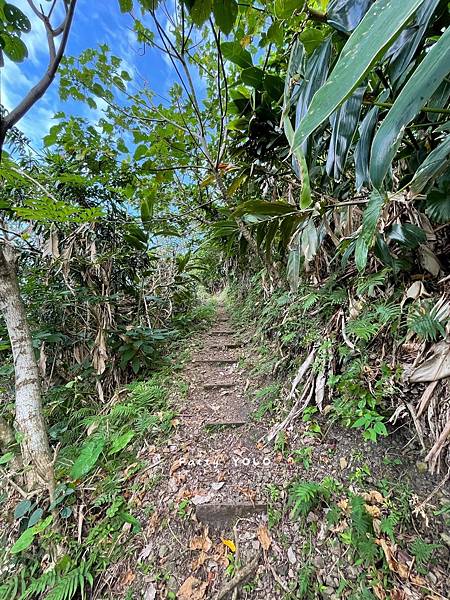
xmin=120 ymin=570 xmax=135 ymax=587
xmin=337 ymin=498 xmax=349 ymax=512
xmin=170 ymin=459 xmax=182 ymax=475
xmin=191 ymin=493 xmax=212 ymax=506
xmin=221 ymin=538 xmax=236 ymax=553
xmin=365 ymin=504 xmax=381 ymax=518
xmin=190 ymin=528 xmax=212 ymax=552
xmin=138 ymin=543 xmax=154 ymax=561
xmin=373 ymin=583 xmax=386 ymax=600
xmin=363 ymin=490 xmax=385 ymax=505
xmin=257 ymin=525 xmax=272 ymax=551
xmin=177 ymin=575 xmax=207 ymax=600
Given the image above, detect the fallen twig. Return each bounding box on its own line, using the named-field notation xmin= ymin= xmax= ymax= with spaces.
xmin=216 ymin=552 xmax=260 ymax=600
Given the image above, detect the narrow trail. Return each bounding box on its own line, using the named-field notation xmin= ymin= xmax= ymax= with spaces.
xmin=140 ymin=305 xmax=279 ymax=599
xmin=130 ymin=305 xmax=449 ymax=600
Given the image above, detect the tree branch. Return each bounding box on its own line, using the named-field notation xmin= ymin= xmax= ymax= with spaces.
xmin=0 ymin=0 xmax=77 ymax=152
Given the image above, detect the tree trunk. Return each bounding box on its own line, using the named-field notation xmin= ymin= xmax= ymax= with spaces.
xmin=0 ymin=244 xmax=54 ymax=493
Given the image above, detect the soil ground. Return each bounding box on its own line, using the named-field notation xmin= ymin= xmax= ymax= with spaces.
xmin=116 ymin=306 xmax=450 ymax=600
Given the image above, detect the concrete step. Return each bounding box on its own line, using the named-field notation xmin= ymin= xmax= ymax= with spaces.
xmin=203 ymin=382 xmax=236 ymax=390
xmin=205 ymin=342 xmax=241 ymax=350
xmin=192 ymin=358 xmax=237 ymax=365
xmin=196 ymin=502 xmax=267 ymax=529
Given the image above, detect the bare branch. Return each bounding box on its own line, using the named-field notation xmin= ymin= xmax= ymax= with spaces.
xmin=0 ymin=0 xmax=77 ymax=152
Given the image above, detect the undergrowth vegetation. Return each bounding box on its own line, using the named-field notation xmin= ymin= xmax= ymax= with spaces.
xmin=0 ymin=301 xmax=215 ymax=599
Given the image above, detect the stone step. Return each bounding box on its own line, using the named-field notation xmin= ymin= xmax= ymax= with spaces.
xmin=203 ymin=382 xmax=236 ymax=390
xmin=210 ymin=329 xmax=235 ymax=335
xmin=196 ymin=502 xmax=267 ymax=529
xmin=205 ymin=342 xmax=241 ymax=349
xmin=204 ymin=419 xmax=246 ymax=429
xmin=193 ymin=358 xmax=237 ymax=365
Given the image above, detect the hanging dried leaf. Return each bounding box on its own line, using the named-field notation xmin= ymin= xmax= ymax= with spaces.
xmin=410 ymin=341 xmax=450 ymax=383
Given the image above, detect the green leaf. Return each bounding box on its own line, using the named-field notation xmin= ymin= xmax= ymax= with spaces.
xmin=387 ymin=223 xmax=426 ymax=248
xmin=0 ymin=451 xmax=14 ymax=465
xmin=284 ymin=117 xmax=312 ymax=208
xmin=10 ymin=528 xmax=35 ymax=554
xmin=10 ymin=516 xmax=52 ymax=554
xmin=212 ymin=0 xmax=238 ymax=35
xmin=234 ymin=200 xmax=296 ymax=218
xmin=1 ymin=34 xmax=28 ymax=62
xmin=118 ymin=0 xmax=133 ymax=11
xmin=287 ymin=248 xmax=301 ymax=291
xmin=299 ymin=28 xmax=325 ymax=55
xmin=370 ymin=27 xmax=450 ymax=189
xmin=14 ymin=499 xmax=32 ymax=520
xmin=356 ymin=190 xmax=386 ymax=271
xmin=241 ymin=67 xmax=265 ymax=90
xmin=425 ymin=190 xmax=450 ymax=224
xmin=27 ymin=508 xmax=44 ymax=528
xmin=141 ymin=193 xmax=155 ymax=226
xmin=189 ymin=0 xmax=212 ymax=26
xmin=291 ymin=0 xmax=425 ymax=153
xmin=221 ymin=41 xmax=253 ymax=68
xmin=109 ymin=431 xmax=135 ymax=454
xmin=326 ymin=85 xmax=365 ymax=181
xmin=409 ymin=135 xmax=450 ymax=195
xmin=70 ymin=435 xmax=106 ymax=480
xmin=4 ymin=4 xmax=31 ymax=32
xmin=263 ymin=74 xmax=284 ymax=101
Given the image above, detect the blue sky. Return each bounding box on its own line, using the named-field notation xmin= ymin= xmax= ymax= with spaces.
xmin=1 ymin=0 xmax=179 ymax=148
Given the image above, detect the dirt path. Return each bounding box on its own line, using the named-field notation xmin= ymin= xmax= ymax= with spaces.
xmin=125 ymin=306 xmax=450 ymax=600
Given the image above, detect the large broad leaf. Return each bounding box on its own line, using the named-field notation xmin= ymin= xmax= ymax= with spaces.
xmin=326 ymin=85 xmax=366 ymax=180
xmin=409 ymin=135 xmax=450 ymax=195
xmin=425 ymin=189 xmax=450 ymax=224
xmin=355 ymin=90 xmax=389 ymax=190
xmin=212 ymin=0 xmax=238 ymax=35
xmin=284 ymin=118 xmax=312 ymax=208
xmin=291 ymin=0 xmax=425 ymax=154
xmin=327 ymin=0 xmax=373 ymax=33
xmin=70 ymin=435 xmax=106 ymax=480
xmin=295 ymin=38 xmax=332 ymax=159
xmin=221 ymin=41 xmax=253 ymax=68
xmin=387 ymin=0 xmax=440 ymax=87
xmin=387 ymin=223 xmax=426 ymax=248
xmin=370 ymin=27 xmax=450 ymax=189
xmin=234 ymin=200 xmax=297 ymax=218
xmin=287 ymin=243 xmax=301 ymax=291
xmin=189 ymin=0 xmax=212 ymax=26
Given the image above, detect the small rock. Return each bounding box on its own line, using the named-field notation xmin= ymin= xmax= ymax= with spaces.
xmin=313 ymin=555 xmax=325 ymax=569
xmin=416 ymin=461 xmax=428 ymax=474
xmin=211 ymin=481 xmax=225 ymax=491
xmin=166 ymin=576 xmax=177 ymax=594
xmin=287 ymin=546 xmax=296 ymax=564
xmin=191 ymin=493 xmax=212 ymax=506
xmin=339 ymin=457 xmax=348 ymax=470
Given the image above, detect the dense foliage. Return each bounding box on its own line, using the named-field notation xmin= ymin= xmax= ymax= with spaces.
xmin=0 ymin=0 xmax=449 ymax=597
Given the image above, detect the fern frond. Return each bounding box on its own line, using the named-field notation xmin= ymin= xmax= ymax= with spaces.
xmin=407 ymin=299 xmax=448 ymax=341
xmin=357 ymin=269 xmax=390 ymax=296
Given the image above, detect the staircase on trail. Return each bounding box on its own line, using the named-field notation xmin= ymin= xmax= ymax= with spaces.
xmin=184 ymin=306 xmax=268 ymax=530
